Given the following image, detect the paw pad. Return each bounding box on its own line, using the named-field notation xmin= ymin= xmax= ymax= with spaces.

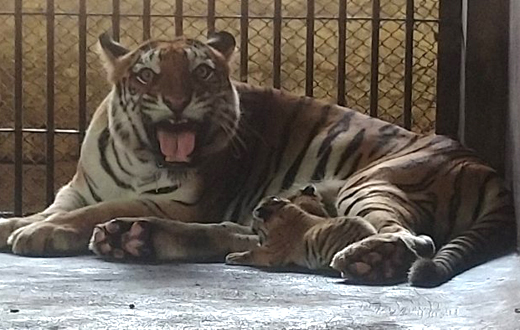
xmin=89 ymin=219 xmax=154 ymax=260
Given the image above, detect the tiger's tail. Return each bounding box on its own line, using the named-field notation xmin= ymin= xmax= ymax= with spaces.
xmin=409 ymin=177 xmax=517 ymax=287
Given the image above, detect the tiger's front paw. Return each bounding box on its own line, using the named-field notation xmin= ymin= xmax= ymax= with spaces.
xmin=225 ymin=251 xmax=253 ymax=265
xmin=0 ymin=215 xmax=46 ymax=250
xmin=8 ymin=221 xmax=85 ymax=256
xmin=330 ymin=233 xmax=434 ymax=284
xmin=0 ymin=218 xmax=19 ymax=250
xmin=89 ymin=219 xmax=155 ymax=261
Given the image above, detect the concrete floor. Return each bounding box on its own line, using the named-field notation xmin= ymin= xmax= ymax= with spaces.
xmin=1 ymin=253 xmax=519 ymax=330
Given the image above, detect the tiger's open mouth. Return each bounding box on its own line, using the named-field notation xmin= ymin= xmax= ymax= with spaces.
xmin=154 ymin=119 xmax=199 ymax=164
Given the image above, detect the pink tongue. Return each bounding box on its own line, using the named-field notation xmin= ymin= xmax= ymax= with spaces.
xmin=156 ymin=129 xmax=195 ymax=163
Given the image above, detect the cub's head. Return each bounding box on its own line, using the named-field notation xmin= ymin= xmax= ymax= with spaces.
xmin=251 ymin=185 xmax=329 ymax=243
xmin=253 ymin=185 xmax=328 ymax=225
xmin=287 ymin=184 xmax=329 ymax=217
xmin=98 ymin=31 xmax=239 ymax=168
xmin=252 ymin=195 xmax=291 ymax=243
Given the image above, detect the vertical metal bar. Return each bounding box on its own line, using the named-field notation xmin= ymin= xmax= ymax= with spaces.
xmin=13 ymin=0 xmax=23 ymax=216
xmin=46 ymin=0 xmax=55 ymax=205
xmin=305 ymin=0 xmax=315 ymax=97
xmin=369 ymin=0 xmax=380 ymax=117
xmin=175 ymin=0 xmax=183 ymax=36
xmin=436 ymin=0 xmax=462 ymax=139
xmin=240 ymin=0 xmax=249 ymax=82
xmin=78 ymin=0 xmax=87 ymax=145
xmin=207 ymin=0 xmax=215 ymax=37
xmin=509 ymin=0 xmax=520 ymax=251
xmin=273 ymin=0 xmax=282 ymax=89
xmin=112 ymin=0 xmax=120 ymax=41
xmin=337 ymin=0 xmax=347 ymax=106
xmin=143 ymin=0 xmax=151 ymax=40
xmin=463 ymin=0 xmax=508 ymax=174
xmin=403 ymin=0 xmax=414 ymax=130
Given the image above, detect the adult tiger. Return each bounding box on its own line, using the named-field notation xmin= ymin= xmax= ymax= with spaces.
xmin=0 ymin=31 xmax=515 ymax=287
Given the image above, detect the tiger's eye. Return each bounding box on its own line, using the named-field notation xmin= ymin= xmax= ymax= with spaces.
xmin=136 ymin=68 xmax=155 ymax=84
xmin=194 ymin=64 xmax=214 ymax=81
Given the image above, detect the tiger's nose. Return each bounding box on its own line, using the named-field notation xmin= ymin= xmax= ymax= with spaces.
xmin=164 ymin=96 xmax=191 ymax=113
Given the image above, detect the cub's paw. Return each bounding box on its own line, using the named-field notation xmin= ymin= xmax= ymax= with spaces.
xmin=225 ymin=251 xmax=253 ymax=265
xmin=89 ymin=219 xmax=154 ymax=260
xmin=330 ymin=233 xmax=434 ymax=284
xmin=8 ymin=221 xmax=85 ymax=256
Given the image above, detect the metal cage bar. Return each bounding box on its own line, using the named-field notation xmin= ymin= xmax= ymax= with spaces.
xmin=240 ymin=0 xmax=249 ymax=83
xmin=207 ymin=0 xmax=215 ymax=37
xmin=305 ymin=0 xmax=315 ymax=97
xmin=143 ymin=0 xmax=151 ymax=40
xmin=369 ymin=0 xmax=380 ymax=117
xmin=175 ymin=0 xmax=183 ymax=36
xmin=337 ymin=0 xmax=347 ymax=106
xmin=112 ymin=0 xmax=120 ymax=40
xmin=13 ymin=0 xmax=23 ymax=216
xmin=403 ymin=0 xmax=414 ymax=129
xmin=78 ymin=0 xmax=87 ymax=145
xmin=46 ymin=0 xmax=55 ymax=205
xmin=273 ymin=0 xmax=282 ymax=89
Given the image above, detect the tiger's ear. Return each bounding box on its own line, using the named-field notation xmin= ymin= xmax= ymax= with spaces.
xmin=98 ymin=32 xmax=129 ymax=62
xmin=301 ymin=185 xmax=318 ymax=197
xmin=207 ymin=31 xmax=236 ymax=61
xmin=98 ymin=32 xmax=131 ymax=82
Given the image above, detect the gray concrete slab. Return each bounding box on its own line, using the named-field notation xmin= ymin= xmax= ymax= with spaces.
xmin=1 ymin=253 xmax=519 ymax=329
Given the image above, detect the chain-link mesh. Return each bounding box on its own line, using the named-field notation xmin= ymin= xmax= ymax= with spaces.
xmin=0 ymin=0 xmax=439 ymax=214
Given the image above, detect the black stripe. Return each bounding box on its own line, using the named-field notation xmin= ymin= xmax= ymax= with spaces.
xmin=471 ymin=173 xmax=494 ymax=223
xmin=281 ymin=105 xmax=331 ymax=190
xmin=311 ymin=149 xmax=330 ymax=181
xmin=111 ymin=140 xmax=133 ymax=176
xmin=361 ymin=135 xmax=464 ymax=175
xmin=98 ymin=128 xmax=133 ymax=190
xmin=127 ymin=104 xmax=148 ymax=147
xmin=146 ymin=199 xmax=171 ymax=218
xmin=84 ymin=172 xmax=102 ymax=203
xmin=446 ymin=163 xmax=466 ymax=232
xmin=321 ymin=225 xmax=344 ymax=263
xmin=368 ymin=124 xmax=402 ymax=158
xmin=70 ymin=189 xmax=89 ymax=208
xmin=273 ymin=97 xmax=308 ymax=173
xmin=116 ymin=82 xmax=126 ymax=108
xmin=173 ymin=199 xmax=197 ymax=207
xmin=124 ymin=151 xmax=134 ymax=166
xmin=137 ymin=200 xmax=158 ymax=215
xmin=317 ymin=112 xmax=354 ymax=157
xmin=337 ymin=180 xmax=376 ymax=208
xmin=312 ymin=113 xmax=354 ymax=181
xmin=334 ymin=128 xmax=365 ymax=176
xmin=393 ymin=157 xmax=467 ymax=193
xmin=84 ymin=172 xmax=99 ymax=189
xmin=144 ymin=185 xmax=179 ymax=195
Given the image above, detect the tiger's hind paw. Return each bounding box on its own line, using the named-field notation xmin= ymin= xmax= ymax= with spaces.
xmin=330 ymin=233 xmax=434 ymax=284
xmin=89 ymin=219 xmax=155 ymax=261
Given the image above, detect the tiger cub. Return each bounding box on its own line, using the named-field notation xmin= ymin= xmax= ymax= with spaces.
xmin=225 ymin=185 xmax=377 ymax=270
